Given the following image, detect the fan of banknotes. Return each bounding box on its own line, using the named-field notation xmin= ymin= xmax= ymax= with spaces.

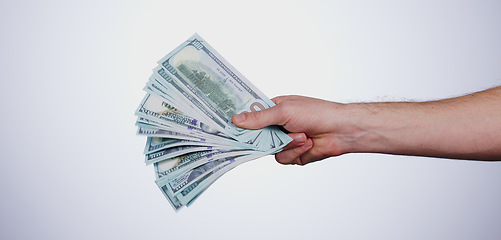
xmin=134 ymin=33 xmax=292 ymax=210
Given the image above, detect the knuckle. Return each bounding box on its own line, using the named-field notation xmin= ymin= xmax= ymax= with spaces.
xmin=292 ymin=145 xmax=306 ymax=156
xmin=250 ymin=109 xmax=264 ymax=120
xmin=275 ymin=102 xmax=294 ymax=125
xmin=274 ymin=154 xmax=288 ymax=164
xmin=275 ymin=152 xmax=294 ymax=165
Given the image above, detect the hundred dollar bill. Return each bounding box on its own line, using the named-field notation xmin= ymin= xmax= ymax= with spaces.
xmin=145 ymin=145 xmax=219 ymax=165
xmin=155 ymin=149 xmax=254 ymax=186
xmin=144 ymin=77 xmax=204 ymax=116
xmin=154 ymin=150 xmax=217 ymax=179
xmin=175 ymin=166 xmax=224 ymax=206
xmin=156 ymin=34 xmax=292 ymax=149
xmin=145 ymin=137 xmax=207 ymax=154
xmin=136 ymin=117 xmax=203 ymax=137
xmin=162 ymin=157 xmax=234 ymax=196
xmin=156 ymin=158 xmax=224 ymax=211
xmin=136 ymin=93 xmax=206 ymax=133
xmin=174 ymin=150 xmax=272 ymax=206
xmin=158 ymin=184 xmax=183 ymax=210
xmin=137 ymin=93 xmax=251 ymax=146
xmin=152 ymin=68 xmax=231 ymax=134
xmin=144 ymin=136 xmax=246 ymax=155
xmin=136 ymin=123 xmax=252 ymax=152
xmin=156 ymin=151 xmax=267 ymax=210
xmin=152 ymin=66 xmax=269 ymax=147
xmin=138 ymin=33 xmax=294 ymax=210
xmin=144 ymin=80 xmax=205 ymax=122
xmin=136 ymin=123 xmax=205 ymax=142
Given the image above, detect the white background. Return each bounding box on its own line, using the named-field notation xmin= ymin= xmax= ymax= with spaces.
xmin=1 ymin=0 xmax=500 ymax=239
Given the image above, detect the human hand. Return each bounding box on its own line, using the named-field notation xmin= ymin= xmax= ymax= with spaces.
xmin=232 ymin=95 xmax=355 ymax=165
xmin=235 ymin=87 xmax=501 ymax=163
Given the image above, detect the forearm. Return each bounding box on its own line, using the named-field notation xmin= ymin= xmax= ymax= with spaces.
xmin=345 ymin=87 xmax=501 ymax=160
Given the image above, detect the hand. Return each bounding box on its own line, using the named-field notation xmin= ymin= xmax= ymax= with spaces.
xmin=232 ymin=95 xmax=356 ymax=165
xmin=234 ymin=87 xmax=501 ymax=163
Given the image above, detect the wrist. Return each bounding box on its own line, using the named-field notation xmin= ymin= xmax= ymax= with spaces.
xmin=320 ymin=102 xmax=387 ymax=156
xmin=340 ymin=102 xmax=424 ymax=155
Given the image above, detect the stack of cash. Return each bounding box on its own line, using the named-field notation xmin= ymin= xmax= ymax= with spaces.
xmin=135 ymin=33 xmax=292 ymax=210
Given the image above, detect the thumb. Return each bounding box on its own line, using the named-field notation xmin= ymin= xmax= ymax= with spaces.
xmin=232 ymin=106 xmax=285 ymax=130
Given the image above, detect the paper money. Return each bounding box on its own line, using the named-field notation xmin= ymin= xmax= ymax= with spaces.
xmin=135 ymin=33 xmax=292 ymax=211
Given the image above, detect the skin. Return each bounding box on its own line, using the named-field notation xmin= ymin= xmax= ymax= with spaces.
xmin=232 ymin=86 xmax=501 ymax=165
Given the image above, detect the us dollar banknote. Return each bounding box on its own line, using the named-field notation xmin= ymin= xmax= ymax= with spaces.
xmin=135 ymin=33 xmax=292 ymax=211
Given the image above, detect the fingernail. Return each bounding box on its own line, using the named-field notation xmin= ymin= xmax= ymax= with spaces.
xmin=292 ymin=133 xmax=306 ymax=144
xmin=302 ymin=139 xmax=313 ymax=149
xmin=232 ymin=113 xmax=246 ymax=123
